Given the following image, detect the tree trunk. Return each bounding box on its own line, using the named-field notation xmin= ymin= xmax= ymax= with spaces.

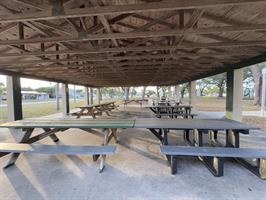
xmin=122 ymin=87 xmax=130 ymax=100
xmin=218 ymin=86 xmax=224 ymax=98
xmin=162 ymin=87 xmax=166 ymax=97
xmin=250 ymin=65 xmax=262 ymax=105
xmin=180 ymin=85 xmax=185 ymax=98
xmin=156 ymin=86 xmax=160 ymax=98
xmin=142 ymin=86 xmax=146 ymax=99
xmin=131 ymin=87 xmax=134 ymax=98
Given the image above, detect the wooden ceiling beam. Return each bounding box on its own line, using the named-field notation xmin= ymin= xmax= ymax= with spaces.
xmin=0 ymin=40 xmax=264 ymax=58
xmin=0 ymin=0 xmax=264 ymax=23
xmin=1 ymin=24 xmax=266 ymax=46
xmin=0 ymin=52 xmax=234 ymax=66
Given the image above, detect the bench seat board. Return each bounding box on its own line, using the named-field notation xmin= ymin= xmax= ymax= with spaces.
xmin=160 ymin=146 xmax=266 ymax=158
xmin=0 ymin=143 xmax=116 ymax=155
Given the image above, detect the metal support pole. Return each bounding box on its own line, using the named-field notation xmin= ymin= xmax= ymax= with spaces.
xmin=189 ymin=81 xmax=197 ymax=106
xmin=168 ymin=86 xmax=172 ymax=99
xmin=174 ymin=85 xmax=180 ymax=102
xmin=124 ymin=87 xmax=129 ymax=100
xmin=56 ymin=83 xmax=60 ymax=111
xmin=84 ymin=87 xmax=89 ymax=105
xmin=261 ymin=68 xmax=266 ymax=116
xmin=73 ymin=85 xmax=76 ymax=103
xmin=6 ymin=76 xmax=23 ymax=121
xmin=96 ymin=88 xmax=101 ymax=104
xmin=61 ymin=83 xmax=70 ymax=116
xmin=226 ymin=69 xmax=243 ymax=121
xmin=89 ymin=87 xmax=93 ymax=105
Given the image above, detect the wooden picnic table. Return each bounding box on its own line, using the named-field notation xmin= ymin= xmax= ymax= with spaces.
xmin=72 ymin=101 xmax=117 ymax=118
xmin=146 ymin=105 xmax=193 ymax=118
xmin=0 ymin=118 xmax=134 ymax=172
xmin=123 ymin=99 xmax=148 ymax=108
xmin=134 ymin=118 xmax=265 ymax=178
xmin=0 ymin=117 xmax=263 ymax=178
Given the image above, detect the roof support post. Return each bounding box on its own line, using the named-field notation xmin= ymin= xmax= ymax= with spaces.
xmin=168 ymin=86 xmax=172 ymax=99
xmin=226 ymin=69 xmax=243 ymax=121
xmin=6 ymin=75 xmax=23 ymax=121
xmin=96 ymin=88 xmax=101 ymax=104
xmin=189 ymin=81 xmax=197 ymax=106
xmin=174 ymin=85 xmax=181 ymax=102
xmin=61 ymin=83 xmax=69 ymax=116
xmin=124 ymin=87 xmax=129 ymax=100
xmin=261 ymin=68 xmax=266 ymax=116
xmin=55 ymin=83 xmax=60 ymax=111
xmin=89 ymin=88 xmax=93 ymax=105
xmin=84 ymin=86 xmax=90 ymax=105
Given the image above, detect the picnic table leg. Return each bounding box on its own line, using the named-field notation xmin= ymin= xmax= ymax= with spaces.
xmin=4 ymin=128 xmax=34 ymax=169
xmin=226 ymin=130 xmax=266 ymax=179
xmin=107 ymin=128 xmax=119 ymax=143
xmin=183 ymin=129 xmax=191 ymax=144
xmin=162 ymin=129 xmax=169 ymax=145
xmin=193 ymin=129 xmax=224 ymax=177
xmin=111 ymin=128 xmax=119 ymax=143
xmin=209 ymin=130 xmax=218 ymax=145
xmin=77 ymin=108 xmax=86 ymax=118
xmin=99 ymin=128 xmax=109 ymax=173
xmin=162 ymin=128 xmax=172 ymax=163
xmin=43 ymin=128 xmax=59 ymax=142
xmin=88 ymin=110 xmax=96 ymax=119
xmin=193 ymin=129 xmax=203 ymax=146
xmin=226 ymin=130 xmax=239 ymax=148
xmin=170 ymin=156 xmax=177 ymax=175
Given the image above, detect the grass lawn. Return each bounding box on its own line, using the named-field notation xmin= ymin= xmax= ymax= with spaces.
xmin=0 ymin=99 xmax=85 ymax=122
xmin=182 ymin=96 xmax=261 ymax=112
xmin=0 ymin=99 xmax=121 ymax=122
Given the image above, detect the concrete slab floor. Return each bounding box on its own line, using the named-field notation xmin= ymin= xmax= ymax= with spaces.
xmin=0 ymin=109 xmax=266 ymax=200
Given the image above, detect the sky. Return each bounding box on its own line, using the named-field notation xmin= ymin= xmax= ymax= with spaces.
xmin=0 ymin=75 xmax=155 ymax=91
xmin=0 ymin=75 xmax=84 ymax=90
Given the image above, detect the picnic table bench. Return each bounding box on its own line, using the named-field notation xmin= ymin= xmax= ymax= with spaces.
xmin=0 ymin=118 xmax=134 ymax=172
xmin=72 ymin=101 xmax=117 ymax=118
xmin=161 ymin=146 xmax=266 ymax=178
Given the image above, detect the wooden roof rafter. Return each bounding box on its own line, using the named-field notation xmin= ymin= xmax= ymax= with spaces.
xmin=0 ymin=0 xmax=266 ymax=86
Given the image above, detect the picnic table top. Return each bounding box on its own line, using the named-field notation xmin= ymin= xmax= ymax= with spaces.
xmin=78 ymin=101 xmax=116 ymax=109
xmin=133 ymin=118 xmax=257 ymax=130
xmin=146 ymin=105 xmax=192 ymax=108
xmin=0 ymin=118 xmax=258 ymax=131
xmin=0 ymin=119 xmax=135 ymax=129
xmin=124 ymin=99 xmax=148 ymax=102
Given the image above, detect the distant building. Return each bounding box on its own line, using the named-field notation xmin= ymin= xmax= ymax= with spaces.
xmin=21 ymin=91 xmax=49 ymax=101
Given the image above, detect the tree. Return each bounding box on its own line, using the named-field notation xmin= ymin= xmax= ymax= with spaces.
xmin=0 ymin=82 xmax=6 ymax=95
xmin=130 ymin=87 xmax=137 ymax=98
xmin=146 ymin=90 xmax=156 ymax=97
xmin=156 ymin=86 xmax=160 ymax=98
xmin=22 ymin=87 xmax=34 ymax=91
xmin=198 ymin=78 xmax=212 ymax=96
xmin=36 ymin=86 xmax=56 ymax=98
xmin=211 ymin=73 xmax=226 ymax=98
xmin=250 ymin=64 xmax=263 ymax=105
xmin=141 ymin=86 xmax=147 ymax=99
xmin=180 ymin=83 xmax=189 ymax=98
xmin=121 ymin=87 xmax=130 ymax=100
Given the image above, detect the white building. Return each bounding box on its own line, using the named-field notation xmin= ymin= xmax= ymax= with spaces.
xmin=21 ymin=91 xmax=49 ymax=101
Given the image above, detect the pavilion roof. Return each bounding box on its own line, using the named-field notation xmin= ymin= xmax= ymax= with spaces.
xmin=0 ymin=0 xmax=266 ymax=86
